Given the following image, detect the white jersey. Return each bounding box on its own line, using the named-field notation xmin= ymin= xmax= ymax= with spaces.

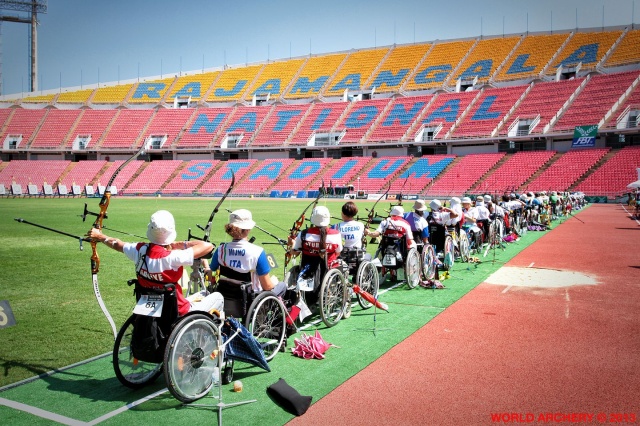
xmin=335 ymin=220 xmax=365 ymax=249
xmin=211 ymin=239 xmax=271 ymax=293
xmin=475 ymin=205 xmax=491 ymax=220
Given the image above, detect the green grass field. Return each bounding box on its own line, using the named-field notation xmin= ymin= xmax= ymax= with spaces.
xmin=0 ymin=196 xmax=381 ymax=388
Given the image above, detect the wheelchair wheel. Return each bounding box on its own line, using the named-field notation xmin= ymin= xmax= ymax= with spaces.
xmin=442 ymin=235 xmax=455 ymax=271
xmin=355 ymin=260 xmax=379 ymax=310
xmin=421 ymin=244 xmax=436 ymax=281
xmin=245 ymin=291 xmax=286 ymax=362
xmin=164 ymin=313 xmax=219 ymax=403
xmin=113 ymin=315 xmax=162 ymax=389
xmin=404 ymin=247 xmax=421 ymax=289
xmin=459 ymin=230 xmax=470 ymax=263
xmin=319 ymin=269 xmax=347 ymax=328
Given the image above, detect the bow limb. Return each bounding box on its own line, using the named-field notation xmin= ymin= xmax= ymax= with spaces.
xmin=362 ymin=181 xmax=391 ymax=250
xmin=90 ymin=142 xmax=149 ymax=340
xmin=284 ymin=180 xmax=324 ymax=269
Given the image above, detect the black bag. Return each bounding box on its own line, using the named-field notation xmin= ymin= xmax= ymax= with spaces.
xmin=130 ymin=314 xmax=167 ymax=364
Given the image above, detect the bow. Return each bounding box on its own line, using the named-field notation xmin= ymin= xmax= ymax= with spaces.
xmin=186 ymin=170 xmax=236 ymax=294
xmin=362 ymin=181 xmax=391 ymax=250
xmin=85 ymin=142 xmax=149 ymax=340
xmin=284 ymin=180 xmax=325 ymax=269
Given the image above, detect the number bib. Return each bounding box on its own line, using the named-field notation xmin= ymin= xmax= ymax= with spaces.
xmin=133 ymin=294 xmax=164 ymax=317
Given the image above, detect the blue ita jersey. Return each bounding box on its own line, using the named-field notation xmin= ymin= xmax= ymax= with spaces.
xmin=334 ymin=220 xmax=365 ymax=249
xmin=211 ymin=239 xmax=271 ymax=292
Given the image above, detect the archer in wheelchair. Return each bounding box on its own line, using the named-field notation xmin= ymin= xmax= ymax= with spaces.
xmin=366 ymin=205 xmax=421 ymax=289
xmin=90 ymin=210 xmax=274 ymax=403
xmin=287 ymin=205 xmax=352 ymax=327
xmin=333 ymin=201 xmax=380 ymax=312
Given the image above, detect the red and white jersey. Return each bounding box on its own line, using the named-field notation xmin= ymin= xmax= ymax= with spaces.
xmin=293 ymin=227 xmax=343 ymax=265
xmin=123 ymin=243 xmax=195 ymax=316
xmin=375 ymin=215 xmax=415 ymax=247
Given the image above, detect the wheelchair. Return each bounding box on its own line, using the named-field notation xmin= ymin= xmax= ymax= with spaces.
xmin=113 ymin=278 xmax=284 ymax=404
xmin=427 ymin=223 xmax=455 ymax=271
xmin=340 ymin=247 xmax=380 ymax=311
xmin=286 ymin=254 xmax=350 ymax=328
xmin=376 ymin=233 xmax=421 ymax=289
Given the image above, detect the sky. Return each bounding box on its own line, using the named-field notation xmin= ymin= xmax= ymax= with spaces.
xmin=0 ymin=0 xmax=638 ymax=97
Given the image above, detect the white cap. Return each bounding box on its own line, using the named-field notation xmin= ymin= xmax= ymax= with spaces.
xmin=450 ymin=197 xmax=461 ymax=207
xmin=484 ymin=195 xmax=492 ymax=203
xmin=311 ymin=206 xmax=331 ymax=227
xmin=429 ymin=199 xmax=442 ymax=211
xmin=461 ymin=197 xmax=472 ymax=204
xmin=412 ymin=199 xmax=427 ymax=211
xmin=390 ymin=205 xmax=404 ymax=216
xmin=228 ymin=209 xmax=256 ymax=230
xmin=147 ymin=210 xmax=177 ymax=245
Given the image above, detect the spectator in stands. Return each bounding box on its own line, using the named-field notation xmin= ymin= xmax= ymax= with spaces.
xmin=290 ymin=206 xmax=343 ymax=267
xmin=403 ymin=199 xmax=430 ymax=243
xmin=334 ymin=201 xmax=365 ymax=250
xmin=204 ymin=209 xmax=286 ymax=297
xmin=366 ymin=205 xmax=415 ymax=249
xmin=88 ymin=210 xmax=223 ymax=317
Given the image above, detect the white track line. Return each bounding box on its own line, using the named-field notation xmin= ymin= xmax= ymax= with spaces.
xmin=0 ymin=397 xmax=88 ymax=426
xmin=620 ymin=204 xmax=640 ymax=226
xmin=87 ymin=388 xmax=169 ymax=425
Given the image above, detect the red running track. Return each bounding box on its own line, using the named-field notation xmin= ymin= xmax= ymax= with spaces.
xmin=289 ymin=204 xmax=640 ymax=425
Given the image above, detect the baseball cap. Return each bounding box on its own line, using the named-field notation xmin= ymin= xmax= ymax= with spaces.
xmin=147 ymin=210 xmax=177 ymax=245
xmin=228 ymin=209 xmax=256 ymax=230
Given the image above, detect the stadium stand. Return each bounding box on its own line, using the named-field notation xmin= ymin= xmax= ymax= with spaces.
xmin=125 ymin=160 xmax=183 ymax=194
xmin=368 ymin=95 xmax=434 ymax=142
xmin=335 ymin=98 xmax=393 ymax=144
xmin=403 ymin=39 xmax=475 ymax=91
xmin=451 ymin=36 xmax=520 ymax=85
xmin=215 ymin=105 xmax=272 ymax=147
xmin=97 ymin=160 xmax=146 ymax=194
xmin=91 ymin=83 xmax=134 ymax=104
xmin=425 ymin=153 xmax=506 ymax=196
xmin=365 ymin=43 xmax=431 ymax=94
xmin=492 ymin=33 xmax=569 ymax=82
xmin=524 ymin=148 xmax=610 ymax=192
xmin=140 ymin=108 xmax=194 ymax=148
xmin=251 ymin=104 xmax=313 ymax=147
xmin=100 ymin=109 xmax=154 ymax=149
xmin=0 ymin=108 xmax=47 ymax=149
xmin=321 ymin=48 xmax=390 ymax=98
xmin=0 ymin=160 xmax=70 ymax=189
xmin=449 ymin=85 xmax=528 ymax=138
xmin=474 ymin=150 xmax=556 ymax=194
xmin=128 ymin=77 xmax=176 ymax=104
xmin=162 ymin=159 xmax=220 ymax=194
xmin=243 ymin=58 xmax=306 ymax=101
xmin=235 ymin=158 xmax=296 ymax=195
xmin=392 ymin=155 xmax=456 ymax=193
xmin=573 ymin=146 xmax=640 ymax=195
xmin=20 ymin=93 xmax=56 ymax=104
xmin=414 ymin=91 xmax=478 ymax=139
xmin=288 ymin=101 xmax=350 ymax=145
xmin=168 ymin=71 xmax=220 ymax=104
xmin=604 ymin=29 xmax=640 ymax=68
xmin=177 ymin=107 xmax=232 ymax=148
xmin=284 ymin=53 xmax=346 ymax=100
xmin=603 ymin=77 xmax=640 ymax=129
xmin=551 ymin=70 xmax=640 ymax=132
xmin=66 ymin=109 xmax=117 ymax=149
xmin=59 ymin=160 xmax=108 ymax=190
xmin=499 ymin=78 xmax=583 ymax=136
xmin=30 ymin=109 xmax=81 ymax=149
xmin=56 ymin=88 xmax=95 ymax=104
xmin=546 ymin=30 xmax=622 ymax=74
xmin=199 ymin=159 xmax=258 ymax=194
xmin=270 ymin=158 xmax=333 ymax=193
xmin=205 ymin=64 xmax=263 ymax=103
xmin=354 ymin=156 xmax=411 ymax=191
xmin=310 ymin=157 xmax=372 ymax=190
